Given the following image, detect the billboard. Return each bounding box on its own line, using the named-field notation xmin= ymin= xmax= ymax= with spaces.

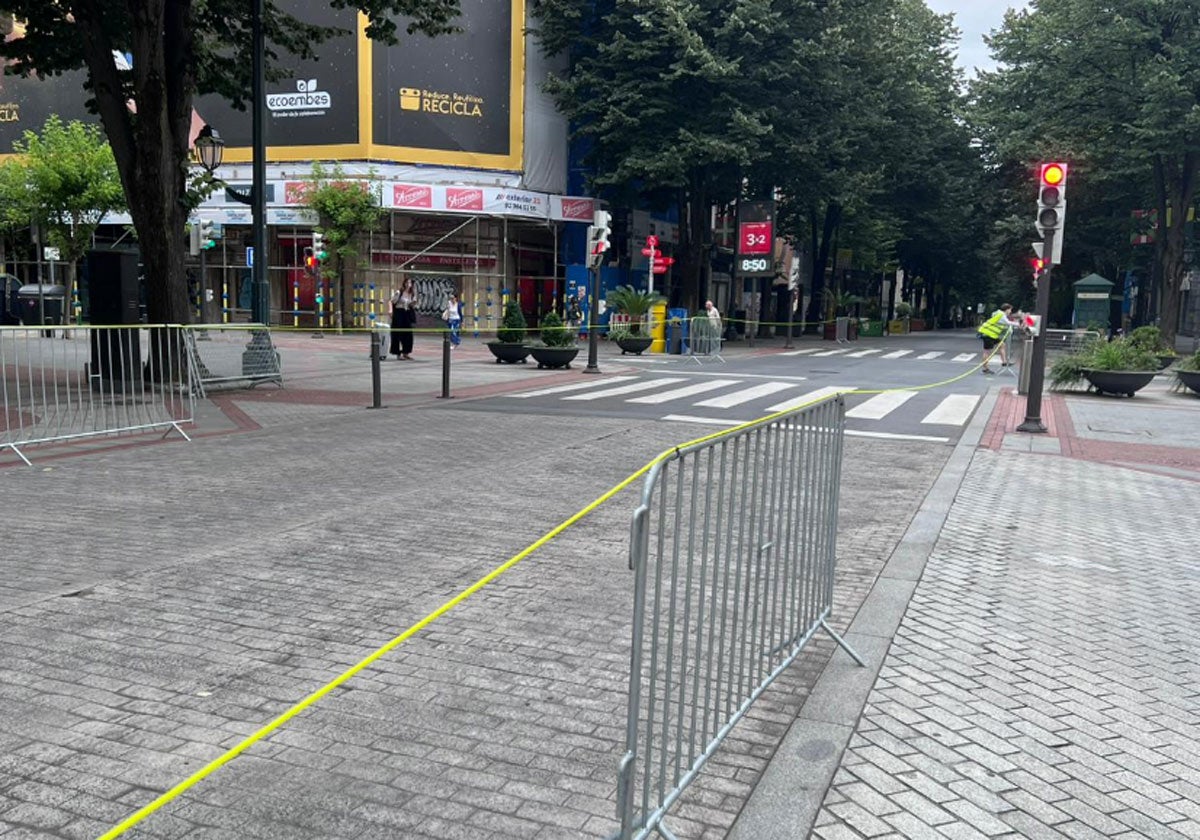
xmin=0 ymin=18 xmax=96 ymax=152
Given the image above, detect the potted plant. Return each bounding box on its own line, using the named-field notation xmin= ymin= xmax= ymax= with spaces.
xmin=1048 ymin=335 xmax=1160 ymax=396
xmin=486 ymin=299 xmax=531 ymax=364
xmin=606 ymin=285 xmax=661 ymax=353
xmin=528 ymin=309 xmax=579 ymax=369
xmin=888 ymin=302 xmax=912 ymax=335
xmin=858 ymin=300 xmax=884 ymax=337
xmin=1174 ymin=349 xmax=1200 ymax=395
xmin=821 ymin=289 xmax=862 ymax=340
xmin=1128 ymin=325 xmax=1177 ymax=370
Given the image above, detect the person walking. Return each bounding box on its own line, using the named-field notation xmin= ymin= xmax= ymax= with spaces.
xmin=442 ymin=291 xmax=464 ymax=348
xmin=390 ymin=277 xmax=418 ymax=359
xmin=705 ymin=299 xmax=722 ymax=335
xmin=977 ymin=303 xmax=1017 ymax=374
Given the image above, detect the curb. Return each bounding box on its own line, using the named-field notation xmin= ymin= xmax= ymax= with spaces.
xmin=727 ymin=385 xmax=1001 ymax=839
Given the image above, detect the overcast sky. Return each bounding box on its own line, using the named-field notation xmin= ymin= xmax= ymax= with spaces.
xmin=924 ymin=1 xmax=1030 ymax=76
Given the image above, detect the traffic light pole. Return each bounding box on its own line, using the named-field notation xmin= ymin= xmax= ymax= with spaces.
xmin=584 ymin=264 xmax=601 ymax=374
xmin=1017 ymin=228 xmax=1056 ymax=433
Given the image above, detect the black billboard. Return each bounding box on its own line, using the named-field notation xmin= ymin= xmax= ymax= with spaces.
xmin=0 ymin=18 xmax=97 ymax=152
xmin=370 ymin=0 xmax=522 ymax=168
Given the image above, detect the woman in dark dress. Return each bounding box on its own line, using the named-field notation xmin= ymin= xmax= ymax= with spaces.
xmin=390 ymin=277 xmax=417 ymax=359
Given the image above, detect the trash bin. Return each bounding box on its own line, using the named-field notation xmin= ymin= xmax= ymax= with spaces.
xmin=0 ymin=274 xmax=22 ymax=325
xmin=668 ymin=320 xmax=683 ymax=355
xmin=18 ymin=283 xmax=67 ymax=326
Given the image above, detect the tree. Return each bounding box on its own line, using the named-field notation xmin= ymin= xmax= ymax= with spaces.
xmin=0 ymin=1 xmax=460 ymax=326
xmin=299 ymin=162 xmax=385 ymax=328
xmin=973 ymin=0 xmax=1200 ymax=344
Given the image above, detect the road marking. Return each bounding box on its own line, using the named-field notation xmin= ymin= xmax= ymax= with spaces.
xmin=846 ymin=429 xmax=950 ymax=443
xmin=845 ymin=390 xmax=918 ymax=420
xmin=952 ymin=352 xmax=977 ymax=362
xmin=766 ymin=385 xmax=854 ymax=413
xmin=779 ymin=348 xmax=820 ymax=356
xmin=846 ymin=348 xmax=882 ymax=358
xmin=882 ymin=350 xmax=912 ymax=359
xmin=507 ymin=376 xmax=638 ymax=398
xmin=627 ymin=379 xmax=740 ymax=404
xmin=921 ymin=394 xmax=981 ymax=425
xmin=694 ymin=380 xmax=798 ymax=408
xmin=916 ymin=352 xmax=944 ymax=360
xmin=661 ymin=415 xmax=745 ymax=427
xmin=563 ymin=377 xmax=686 ymax=401
xmin=812 ymin=348 xmax=850 ymax=357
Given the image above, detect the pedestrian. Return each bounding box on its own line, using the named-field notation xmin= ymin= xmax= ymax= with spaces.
xmin=977 ymin=303 xmax=1018 ymax=374
xmin=390 ymin=277 xmax=418 ymax=359
xmin=442 ymin=291 xmax=464 ymax=348
xmin=705 ymin=299 xmax=722 ymax=334
xmin=566 ymin=295 xmax=582 ymax=328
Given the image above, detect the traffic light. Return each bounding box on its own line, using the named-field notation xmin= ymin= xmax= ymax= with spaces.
xmin=587 ymin=210 xmax=612 ymax=268
xmin=1024 ymin=313 xmax=1042 ymax=336
xmin=188 ymin=222 xmax=200 ymax=256
xmin=303 ymin=246 xmax=318 ymax=275
xmin=1035 ymin=162 xmax=1068 ymax=238
xmin=312 ymin=230 xmax=327 ymax=261
xmin=199 ymin=218 xmax=216 ymax=250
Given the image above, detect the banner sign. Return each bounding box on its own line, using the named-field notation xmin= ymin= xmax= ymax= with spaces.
xmin=371 ymin=250 xmax=498 ymax=268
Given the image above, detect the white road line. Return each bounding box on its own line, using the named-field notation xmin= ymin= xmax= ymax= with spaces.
xmin=845 ymin=390 xmax=918 ymax=420
xmin=507 ymin=376 xmax=638 ymax=398
xmin=778 ymin=348 xmax=821 ymax=356
xmin=846 ymin=349 xmax=882 ymax=358
xmin=661 ymin=415 xmax=745 ymax=427
xmin=766 ymin=385 xmax=855 ymax=413
xmin=916 ymin=352 xmax=944 ymax=360
xmin=952 ymin=353 xmax=977 ymax=362
xmin=882 ymin=350 xmax=912 ymax=359
xmin=627 ymin=379 xmax=740 ymax=404
xmin=812 ymin=348 xmax=851 ymax=357
xmin=846 ymin=429 xmax=950 ymax=443
xmin=563 ymin=377 xmax=686 ymax=401
xmin=694 ymin=381 xmax=798 ymax=408
xmin=921 ymin=394 xmax=981 ymax=425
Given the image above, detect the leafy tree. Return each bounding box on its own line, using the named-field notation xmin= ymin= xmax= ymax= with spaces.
xmin=973 ymin=0 xmax=1200 ymax=344
xmin=299 ymin=163 xmax=385 ymax=328
xmin=0 ymin=1 xmax=461 ymax=326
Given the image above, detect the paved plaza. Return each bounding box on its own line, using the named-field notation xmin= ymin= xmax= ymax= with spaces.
xmin=2 ymin=331 xmax=1199 ymax=839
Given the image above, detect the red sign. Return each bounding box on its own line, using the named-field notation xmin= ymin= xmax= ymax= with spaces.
xmin=558 ymin=198 xmax=595 ymax=221
xmin=739 ymin=221 xmax=773 ymax=255
xmin=646 ymin=235 xmax=659 ymax=247
xmin=652 ymin=256 xmax=675 ymax=268
xmin=445 ymin=188 xmax=484 ymax=211
xmin=641 ymin=247 xmax=656 ymax=256
xmin=393 ymin=185 xmax=433 ymax=208
xmin=652 ymin=265 xmax=669 ymax=275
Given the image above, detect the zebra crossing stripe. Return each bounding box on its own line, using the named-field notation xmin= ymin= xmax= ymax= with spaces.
xmin=916 ymin=352 xmax=944 ymax=360
xmin=627 ymin=379 xmax=740 ymax=404
xmin=766 ymin=386 xmax=854 ymax=413
xmin=921 ymin=394 xmax=981 ymax=425
xmin=694 ymin=380 xmax=798 ymax=408
xmin=846 ymin=349 xmax=881 ymax=358
xmin=563 ymin=377 xmax=686 ymax=401
xmin=660 ymin=415 xmax=744 ymax=427
xmin=882 ymin=350 xmax=912 ymax=359
xmin=845 ymin=390 xmax=918 ymax=420
xmin=779 ymin=348 xmax=821 ymax=356
xmin=506 ymin=376 xmax=638 ymax=398
xmin=812 ymin=348 xmax=851 ymax=357
xmin=952 ymin=353 xmax=976 ymax=362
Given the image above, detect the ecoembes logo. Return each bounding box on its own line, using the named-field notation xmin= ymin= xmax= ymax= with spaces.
xmin=399 ymin=86 xmax=484 ymax=119
xmin=267 ymin=79 xmax=331 ymax=115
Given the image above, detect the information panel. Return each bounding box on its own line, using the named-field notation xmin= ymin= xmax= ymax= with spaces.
xmin=736 ymin=201 xmax=776 ymax=277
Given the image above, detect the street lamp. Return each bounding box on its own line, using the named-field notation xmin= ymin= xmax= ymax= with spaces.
xmin=192 ymin=124 xmax=224 ymax=173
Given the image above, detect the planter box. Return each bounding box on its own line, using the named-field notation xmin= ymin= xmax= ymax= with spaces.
xmin=1082 ymin=368 xmax=1157 ymax=397
xmin=486 ymin=342 xmax=530 ymax=364
xmin=615 ymin=335 xmax=653 ymax=355
xmin=822 ymin=318 xmax=859 ymax=341
xmin=858 ymin=320 xmax=884 ymax=337
xmin=909 ymin=318 xmax=928 ymax=331
xmin=529 ymin=345 xmax=579 ymax=369
xmin=1176 ymin=369 xmax=1200 ymax=395
xmin=887 ymin=319 xmax=909 ymax=335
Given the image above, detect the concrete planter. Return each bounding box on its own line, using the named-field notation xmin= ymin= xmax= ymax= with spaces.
xmin=1082 ymin=369 xmax=1157 ymax=397
xmin=1175 ymin=369 xmax=1200 ymax=395
xmin=486 ymin=342 xmax=530 ymax=364
xmin=615 ymin=336 xmax=653 ymax=355
xmin=529 ymin=345 xmax=579 ymax=369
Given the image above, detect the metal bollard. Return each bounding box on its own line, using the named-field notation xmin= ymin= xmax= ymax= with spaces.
xmin=1018 ymin=335 xmax=1033 ymax=394
xmin=369 ymin=329 xmax=382 ymax=409
xmin=440 ymin=327 xmax=451 ymax=398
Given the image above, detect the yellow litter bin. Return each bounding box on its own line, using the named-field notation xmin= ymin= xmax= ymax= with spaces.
xmin=650 ymin=301 xmax=667 ymax=353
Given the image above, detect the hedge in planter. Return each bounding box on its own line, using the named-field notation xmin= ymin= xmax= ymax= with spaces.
xmin=529 ymin=310 xmax=579 ymax=369
xmin=1049 ymin=336 xmax=1159 ymax=396
xmin=487 ymin=299 xmax=531 ymax=364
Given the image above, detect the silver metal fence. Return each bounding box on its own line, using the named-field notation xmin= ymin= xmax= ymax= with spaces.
xmin=615 ymin=395 xmax=862 ymax=840
xmin=183 ymin=324 xmax=283 ymax=397
xmin=0 ymin=325 xmax=194 ymax=465
xmin=687 ymin=315 xmax=724 ymax=364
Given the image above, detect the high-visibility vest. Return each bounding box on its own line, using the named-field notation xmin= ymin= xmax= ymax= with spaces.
xmin=978 ymin=310 xmax=1009 ymax=339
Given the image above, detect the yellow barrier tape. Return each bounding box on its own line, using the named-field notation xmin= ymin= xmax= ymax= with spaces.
xmin=98 ymin=336 xmax=1003 ymax=838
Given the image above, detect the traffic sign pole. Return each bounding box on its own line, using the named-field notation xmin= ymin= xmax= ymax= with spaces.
xmin=1018 ymin=227 xmax=1056 ymax=433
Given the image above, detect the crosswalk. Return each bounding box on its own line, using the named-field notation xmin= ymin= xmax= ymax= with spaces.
xmin=779 ymin=347 xmax=977 ymax=363
xmin=505 ymin=375 xmax=982 ymax=437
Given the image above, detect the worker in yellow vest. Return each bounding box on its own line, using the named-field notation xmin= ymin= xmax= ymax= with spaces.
xmin=977 ymin=303 xmax=1018 ymax=374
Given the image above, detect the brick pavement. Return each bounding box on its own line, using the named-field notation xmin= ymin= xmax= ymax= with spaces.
xmin=0 ymin=339 xmax=948 ymax=839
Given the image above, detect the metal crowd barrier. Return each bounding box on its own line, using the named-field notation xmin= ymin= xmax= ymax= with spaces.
xmin=183 ymin=324 xmax=283 ymax=397
xmin=1043 ymin=328 xmax=1101 ymax=355
xmin=687 ymin=315 xmax=724 ymax=363
xmin=0 ymin=325 xmax=194 ymax=465
xmin=614 ymin=395 xmax=862 ymax=840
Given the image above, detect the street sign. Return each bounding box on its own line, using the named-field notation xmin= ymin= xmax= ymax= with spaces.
xmin=646 ymin=235 xmax=658 ymax=247
xmin=652 ymin=265 xmax=668 ymax=275
xmin=652 ymin=256 xmax=675 ymax=268
xmin=641 ymin=247 xmax=656 ymax=257
xmin=43 ymin=247 xmax=60 ymax=261
xmin=246 ymin=247 xmax=254 ymax=268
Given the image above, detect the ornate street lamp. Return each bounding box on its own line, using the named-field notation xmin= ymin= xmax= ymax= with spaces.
xmin=192 ymin=124 xmax=225 ymax=173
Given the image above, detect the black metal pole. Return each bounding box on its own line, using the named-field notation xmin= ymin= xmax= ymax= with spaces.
xmin=1017 ymin=229 xmax=1056 ymax=433
xmin=584 ymin=265 xmax=600 ymax=373
xmin=369 ymin=329 xmax=382 ymax=409
xmin=440 ymin=327 xmax=451 ymax=398
xmin=251 ymin=0 xmax=268 ymax=326
xmin=783 ymin=286 xmax=795 ymax=349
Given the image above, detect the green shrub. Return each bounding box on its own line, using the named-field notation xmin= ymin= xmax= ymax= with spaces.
xmin=606 ymin=285 xmax=663 ymax=329
xmin=538 ymin=309 xmax=575 ymax=347
xmin=495 ymin=299 xmax=528 ymax=344
xmin=1129 ymin=325 xmax=1171 ymax=354
xmin=894 ymin=302 xmax=913 ymax=318
xmin=1177 ymin=350 xmax=1200 ymax=372
xmin=1050 ymin=336 xmax=1158 ymax=389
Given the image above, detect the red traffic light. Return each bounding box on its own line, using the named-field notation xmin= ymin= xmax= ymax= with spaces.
xmin=1040 ymin=162 xmax=1067 ymax=187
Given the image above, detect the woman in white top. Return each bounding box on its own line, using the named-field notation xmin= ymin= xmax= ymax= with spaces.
xmin=442 ymin=292 xmax=464 ymax=348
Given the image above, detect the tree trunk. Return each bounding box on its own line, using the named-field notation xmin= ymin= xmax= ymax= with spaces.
xmin=1155 ymin=152 xmax=1197 ymax=347
xmin=805 ymin=202 xmax=840 ymax=331
xmin=679 ymin=175 xmax=708 ymax=312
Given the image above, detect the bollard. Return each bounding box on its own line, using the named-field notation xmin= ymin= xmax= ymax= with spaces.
xmin=1018 ymin=335 xmax=1033 ymax=395
xmin=369 ymin=329 xmax=382 ymax=409
xmin=440 ymin=327 xmax=451 ymax=398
